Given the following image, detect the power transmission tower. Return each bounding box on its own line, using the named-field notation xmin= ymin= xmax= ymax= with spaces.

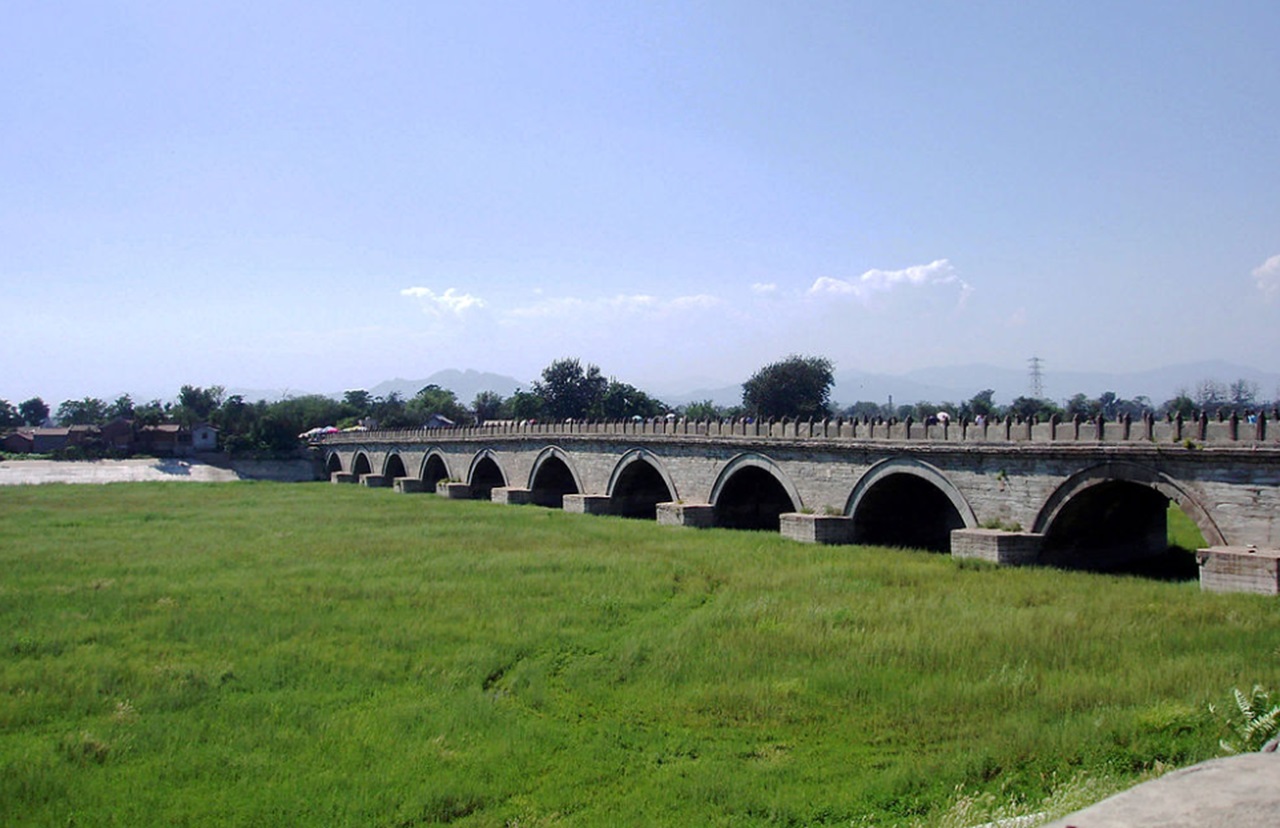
xmin=1028 ymin=356 xmax=1044 ymax=399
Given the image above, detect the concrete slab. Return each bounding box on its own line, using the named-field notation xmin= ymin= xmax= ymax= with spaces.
xmin=0 ymin=458 xmax=315 ymax=485
xmin=1043 ymin=752 xmax=1280 ymax=828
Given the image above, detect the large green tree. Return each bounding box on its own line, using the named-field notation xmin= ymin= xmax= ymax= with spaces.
xmin=342 ymin=390 xmax=373 ymax=419
xmin=600 ymin=380 xmax=665 ymax=420
xmin=681 ymin=399 xmax=725 ymax=421
xmin=19 ymin=397 xmax=50 ymax=426
xmin=533 ymin=358 xmax=607 ymax=420
xmin=472 ymin=390 xmax=504 ymax=424
xmin=175 ymin=385 xmax=224 ymax=425
xmin=741 ymin=355 xmax=834 ymax=420
xmin=106 ymin=394 xmax=135 ymax=421
xmin=406 ymin=385 xmax=472 ymax=427
xmin=0 ymin=400 xmax=21 ymax=428
xmin=501 ymin=390 xmax=545 ymax=421
xmin=56 ymin=397 xmax=108 ymax=426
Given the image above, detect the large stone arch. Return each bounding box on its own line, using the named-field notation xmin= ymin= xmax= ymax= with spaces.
xmin=607 ymin=449 xmax=678 ymax=519
xmin=418 ymin=449 xmax=452 ymax=488
xmin=325 ymin=452 xmax=344 ymax=475
xmin=709 ymin=453 xmax=802 ymax=531
xmin=351 ymin=451 xmax=373 ymax=477
xmin=382 ymin=453 xmax=408 ymax=480
xmin=846 ymin=457 xmax=976 ymax=551
xmin=527 ymin=446 xmax=583 ymax=508
xmin=467 ymin=450 xmax=507 ymax=500
xmin=1033 ymin=461 xmax=1224 ymax=546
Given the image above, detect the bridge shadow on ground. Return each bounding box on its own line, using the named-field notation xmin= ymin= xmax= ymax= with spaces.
xmin=1091 ymin=546 xmax=1200 ymax=583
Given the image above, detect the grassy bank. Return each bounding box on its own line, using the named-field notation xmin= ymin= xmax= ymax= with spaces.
xmin=2 ymin=482 xmax=1276 ymax=826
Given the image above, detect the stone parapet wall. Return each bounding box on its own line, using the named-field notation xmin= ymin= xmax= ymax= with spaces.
xmin=317 ymin=411 xmax=1276 ymax=449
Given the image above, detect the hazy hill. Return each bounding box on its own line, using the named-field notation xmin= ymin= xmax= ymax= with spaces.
xmin=657 ymin=360 xmax=1280 ymax=410
xmin=232 ymin=360 xmax=1279 ymax=411
xmin=365 ymin=370 xmax=527 ymax=403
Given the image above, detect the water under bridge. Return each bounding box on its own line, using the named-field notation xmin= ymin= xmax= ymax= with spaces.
xmin=317 ymin=415 xmax=1280 ymax=593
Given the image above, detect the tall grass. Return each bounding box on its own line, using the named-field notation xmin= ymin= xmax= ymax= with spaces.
xmin=1 ymin=482 xmax=1276 ymax=826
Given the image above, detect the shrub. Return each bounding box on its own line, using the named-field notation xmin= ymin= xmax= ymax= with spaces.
xmin=1213 ymin=685 xmax=1280 ymax=753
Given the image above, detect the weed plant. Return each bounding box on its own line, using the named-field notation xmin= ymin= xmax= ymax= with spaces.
xmin=2 ymin=482 xmax=1277 ymax=826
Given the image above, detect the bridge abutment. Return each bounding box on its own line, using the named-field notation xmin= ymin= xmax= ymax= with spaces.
xmin=1198 ymin=546 xmax=1280 ymax=594
xmin=951 ymin=528 xmax=1045 ymax=565
xmin=492 ymin=487 xmax=533 ymax=505
xmin=438 ymin=481 xmax=473 ymax=499
xmin=657 ymin=502 xmax=715 ymax=528
xmin=564 ymin=494 xmax=613 ymax=515
xmin=780 ymin=513 xmax=854 ymax=545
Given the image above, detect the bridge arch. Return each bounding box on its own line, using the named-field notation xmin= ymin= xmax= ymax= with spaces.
xmin=324 ymin=452 xmax=344 ymax=475
xmin=418 ymin=449 xmax=452 ymax=489
xmin=351 ymin=451 xmax=373 ymax=478
xmin=528 ymin=446 xmax=582 ymax=508
xmin=1033 ymin=461 xmax=1223 ymax=569
xmin=467 ymin=450 xmax=507 ymax=500
xmin=846 ymin=457 xmax=975 ymax=552
xmin=607 ymin=449 xmax=678 ymax=519
xmin=710 ymin=453 xmax=802 ymax=531
xmin=383 ymin=453 xmax=408 ymax=480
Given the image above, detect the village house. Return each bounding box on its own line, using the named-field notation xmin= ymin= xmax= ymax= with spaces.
xmin=192 ymin=422 xmax=218 ymax=452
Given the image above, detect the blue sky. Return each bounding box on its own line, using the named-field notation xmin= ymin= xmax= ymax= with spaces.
xmin=3 ymin=1 xmax=1278 ymax=405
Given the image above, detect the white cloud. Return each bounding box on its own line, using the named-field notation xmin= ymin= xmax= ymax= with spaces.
xmin=808 ymin=258 xmax=971 ymax=307
xmin=505 ymin=293 xmax=718 ymax=321
xmin=400 ymin=287 xmax=486 ymax=317
xmin=668 ymin=294 xmax=721 ymax=311
xmin=751 ymin=282 xmax=777 ymax=294
xmin=1253 ymin=254 xmax=1280 ymax=302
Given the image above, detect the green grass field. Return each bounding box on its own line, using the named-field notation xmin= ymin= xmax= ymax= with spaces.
xmin=2 ymin=482 xmax=1276 ymax=826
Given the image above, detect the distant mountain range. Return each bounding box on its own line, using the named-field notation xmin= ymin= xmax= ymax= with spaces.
xmin=230 ymin=360 xmax=1279 ymax=410
xmin=645 ymin=360 xmax=1280 ymax=408
xmin=363 ymin=370 xmax=527 ymax=403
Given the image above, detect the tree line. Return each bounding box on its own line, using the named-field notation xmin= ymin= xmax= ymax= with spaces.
xmin=2 ymin=356 xmax=1274 ymax=456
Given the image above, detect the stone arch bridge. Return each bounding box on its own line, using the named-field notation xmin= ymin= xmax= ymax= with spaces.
xmin=318 ymin=416 xmax=1280 ymax=592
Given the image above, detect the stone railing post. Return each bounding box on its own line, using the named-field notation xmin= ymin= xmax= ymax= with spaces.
xmin=1230 ymin=411 xmax=1240 ymax=441
xmin=1122 ymin=413 xmax=1132 ymax=441
xmin=1257 ymin=411 xmax=1267 ymax=441
xmin=1198 ymin=412 xmax=1209 ymax=441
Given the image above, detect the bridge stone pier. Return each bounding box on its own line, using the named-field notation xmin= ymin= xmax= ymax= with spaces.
xmin=317 ymin=415 xmax=1280 ymax=593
